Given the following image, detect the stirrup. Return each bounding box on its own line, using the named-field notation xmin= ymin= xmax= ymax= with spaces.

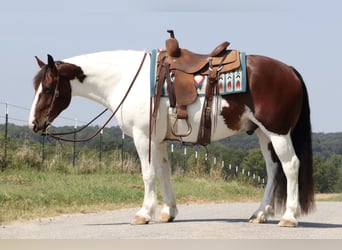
xmin=171 ymin=118 xmax=192 ymax=137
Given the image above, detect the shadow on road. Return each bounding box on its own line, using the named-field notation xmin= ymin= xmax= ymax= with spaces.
xmin=85 ymin=218 xmax=342 ymax=229
xmin=174 ymin=218 xmax=342 ymax=229
xmin=298 ymin=221 xmax=342 ymax=228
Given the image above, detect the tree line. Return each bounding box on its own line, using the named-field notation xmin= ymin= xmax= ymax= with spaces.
xmin=1 ymin=124 xmax=342 ymax=193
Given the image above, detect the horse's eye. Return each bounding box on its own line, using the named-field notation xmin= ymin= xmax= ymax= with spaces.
xmin=44 ymin=87 xmax=54 ymax=94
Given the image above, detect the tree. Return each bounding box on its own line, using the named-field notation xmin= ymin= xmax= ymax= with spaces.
xmin=313 ymin=155 xmax=341 ymax=193
xmin=313 ymin=155 xmax=327 ymax=193
xmin=240 ymin=148 xmax=266 ymax=179
xmin=324 ymin=154 xmax=342 ymax=192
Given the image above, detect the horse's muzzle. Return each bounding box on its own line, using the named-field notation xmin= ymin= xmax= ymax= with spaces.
xmin=31 ymin=119 xmax=50 ymax=134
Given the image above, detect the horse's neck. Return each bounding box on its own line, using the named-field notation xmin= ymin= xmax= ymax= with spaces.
xmin=64 ymin=50 xmax=146 ymax=109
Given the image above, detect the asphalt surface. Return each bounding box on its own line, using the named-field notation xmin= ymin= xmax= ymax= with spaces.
xmin=1 ymin=202 xmax=341 ymax=239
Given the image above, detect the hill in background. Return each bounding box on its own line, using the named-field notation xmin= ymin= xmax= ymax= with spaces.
xmin=1 ymin=124 xmax=342 ymax=158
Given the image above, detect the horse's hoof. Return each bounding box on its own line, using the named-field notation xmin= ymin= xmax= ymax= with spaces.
xmin=158 ymin=213 xmax=175 ymax=223
xmin=264 ymin=205 xmax=274 ymax=216
xmin=249 ymin=212 xmax=267 ymax=224
xmin=131 ymin=215 xmax=150 ymax=225
xmin=278 ymin=218 xmax=298 ymax=227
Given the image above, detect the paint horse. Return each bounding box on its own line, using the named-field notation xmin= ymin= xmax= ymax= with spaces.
xmin=29 ymin=35 xmax=314 ymax=227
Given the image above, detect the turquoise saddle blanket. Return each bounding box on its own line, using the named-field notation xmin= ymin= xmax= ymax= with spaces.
xmin=150 ymin=50 xmax=247 ymax=97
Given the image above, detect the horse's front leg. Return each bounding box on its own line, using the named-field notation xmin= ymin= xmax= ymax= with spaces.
xmin=130 ymin=132 xmax=177 ymax=224
xmin=155 ymin=142 xmax=178 ymax=223
xmin=130 ymin=131 xmax=158 ymax=225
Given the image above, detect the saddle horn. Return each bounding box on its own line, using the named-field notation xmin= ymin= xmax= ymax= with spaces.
xmin=166 ymin=30 xmax=181 ymax=57
xmin=167 ymin=30 xmax=175 ymax=38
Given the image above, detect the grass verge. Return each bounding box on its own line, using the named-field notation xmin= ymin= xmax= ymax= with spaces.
xmin=1 ymin=168 xmax=339 ymax=224
xmin=0 ymin=169 xmax=144 ymax=224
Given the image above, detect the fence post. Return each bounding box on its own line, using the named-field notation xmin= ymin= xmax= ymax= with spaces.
xmin=41 ymin=136 xmax=46 ymax=162
xmin=99 ymin=129 xmax=103 ymax=163
xmin=121 ymin=131 xmax=125 ymax=172
xmin=72 ymin=118 xmax=77 ymax=166
xmin=170 ymin=143 xmax=174 ymax=173
xmin=205 ymin=152 xmax=209 ymax=175
xmin=195 ymin=150 xmax=198 ymax=171
xmin=2 ymin=102 xmax=9 ymax=169
xmin=183 ymin=147 xmax=187 ymax=174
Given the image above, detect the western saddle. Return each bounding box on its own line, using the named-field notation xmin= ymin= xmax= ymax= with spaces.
xmin=153 ymin=30 xmax=241 ymax=145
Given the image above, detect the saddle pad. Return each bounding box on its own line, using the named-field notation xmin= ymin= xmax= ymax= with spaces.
xmin=150 ymin=50 xmax=247 ymax=97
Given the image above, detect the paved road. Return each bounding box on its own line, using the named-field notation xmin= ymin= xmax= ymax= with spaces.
xmin=1 ymin=202 xmax=341 ymax=239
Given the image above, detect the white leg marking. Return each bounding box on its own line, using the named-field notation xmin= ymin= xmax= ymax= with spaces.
xmin=131 ymin=129 xmax=157 ymax=225
xmin=130 ymin=130 xmax=177 ymax=224
xmin=269 ymin=133 xmax=300 ymax=227
xmin=154 ymin=143 xmax=178 ymax=222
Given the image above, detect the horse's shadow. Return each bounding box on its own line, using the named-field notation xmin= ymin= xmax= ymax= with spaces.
xmin=172 ymin=218 xmax=342 ymax=228
xmin=86 ymin=218 xmax=342 ymax=229
xmin=297 ymin=221 xmax=342 ymax=229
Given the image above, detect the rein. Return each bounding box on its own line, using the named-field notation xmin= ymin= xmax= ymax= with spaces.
xmin=44 ymin=52 xmax=147 ymax=143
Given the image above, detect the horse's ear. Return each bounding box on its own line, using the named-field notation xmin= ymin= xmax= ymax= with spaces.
xmin=47 ymin=54 xmax=54 ymax=67
xmin=35 ymin=56 xmax=46 ymax=68
xmin=47 ymin=54 xmax=58 ymax=74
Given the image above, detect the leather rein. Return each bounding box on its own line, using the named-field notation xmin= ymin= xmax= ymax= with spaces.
xmin=43 ymin=52 xmax=147 ymax=143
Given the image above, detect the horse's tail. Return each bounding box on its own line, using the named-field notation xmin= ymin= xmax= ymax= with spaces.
xmin=274 ymin=67 xmax=315 ymax=214
xmin=291 ymin=67 xmax=315 ymax=214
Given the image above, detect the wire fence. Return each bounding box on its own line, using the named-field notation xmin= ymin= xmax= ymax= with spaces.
xmin=0 ymin=101 xmax=90 ymax=126
xmin=0 ymin=101 xmax=266 ymax=185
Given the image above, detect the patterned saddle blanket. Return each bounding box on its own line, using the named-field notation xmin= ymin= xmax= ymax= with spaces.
xmin=150 ymin=50 xmax=247 ymax=98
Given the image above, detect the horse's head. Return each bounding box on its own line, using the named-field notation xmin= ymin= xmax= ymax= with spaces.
xmin=29 ymin=54 xmax=86 ymax=133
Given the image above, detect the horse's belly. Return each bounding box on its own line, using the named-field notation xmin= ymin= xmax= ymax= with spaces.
xmin=161 ymin=97 xmax=245 ymax=143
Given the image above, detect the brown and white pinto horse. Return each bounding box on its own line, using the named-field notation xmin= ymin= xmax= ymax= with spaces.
xmin=29 ymin=48 xmax=314 ymax=227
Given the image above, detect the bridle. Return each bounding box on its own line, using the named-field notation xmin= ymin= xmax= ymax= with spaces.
xmin=42 ymin=52 xmax=147 ymax=142
xmin=46 ymin=68 xmax=61 ymax=122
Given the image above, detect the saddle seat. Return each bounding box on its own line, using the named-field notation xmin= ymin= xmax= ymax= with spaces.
xmin=166 ymin=37 xmax=239 ymax=74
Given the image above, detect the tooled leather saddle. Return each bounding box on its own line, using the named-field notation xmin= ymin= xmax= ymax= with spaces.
xmin=152 ymin=30 xmax=242 ymax=145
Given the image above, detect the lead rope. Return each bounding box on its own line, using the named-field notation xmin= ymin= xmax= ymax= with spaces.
xmin=45 ymin=52 xmax=147 ymax=143
xmin=45 ymin=108 xmax=108 ymax=137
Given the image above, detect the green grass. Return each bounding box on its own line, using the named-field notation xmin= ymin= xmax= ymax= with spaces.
xmin=173 ymin=176 xmax=263 ymax=203
xmin=0 ymin=169 xmax=144 ymax=224
xmin=315 ymin=193 xmax=342 ymax=201
xmin=1 ymin=168 xmax=339 ymax=225
xmin=331 ymin=194 xmax=342 ymax=201
xmin=0 ymin=168 xmax=264 ymax=224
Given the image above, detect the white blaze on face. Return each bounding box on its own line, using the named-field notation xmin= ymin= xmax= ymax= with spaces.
xmin=28 ymin=83 xmax=43 ymax=129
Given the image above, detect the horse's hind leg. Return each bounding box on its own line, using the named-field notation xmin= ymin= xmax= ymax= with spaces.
xmin=269 ymin=133 xmax=300 ymax=227
xmin=155 ymin=142 xmax=178 ymax=223
xmin=249 ymin=129 xmax=276 ymax=223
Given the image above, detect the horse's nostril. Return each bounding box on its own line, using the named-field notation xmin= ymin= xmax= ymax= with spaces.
xmin=33 ymin=124 xmax=39 ymax=133
xmin=31 ymin=120 xmax=37 ymax=132
xmin=31 ymin=120 xmax=45 ymax=133
xmin=43 ymin=121 xmax=50 ymax=131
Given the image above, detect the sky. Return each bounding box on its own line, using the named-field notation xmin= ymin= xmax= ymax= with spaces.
xmin=0 ymin=0 xmax=341 ymax=133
